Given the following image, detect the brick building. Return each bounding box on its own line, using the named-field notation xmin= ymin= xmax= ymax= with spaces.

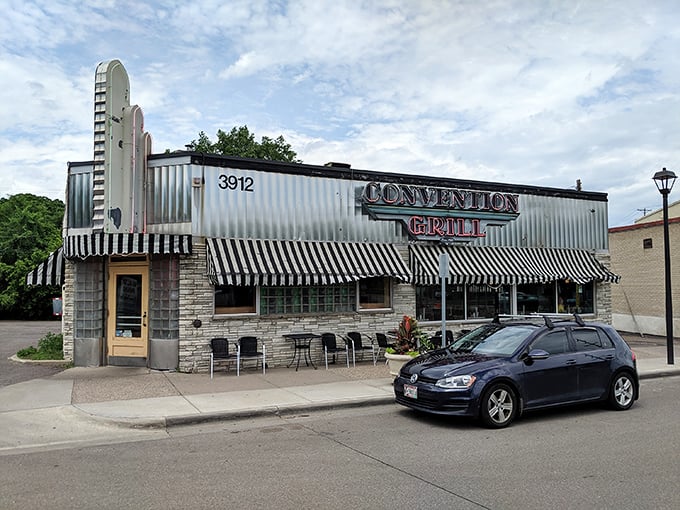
xmin=609 ymin=201 xmax=680 ymax=336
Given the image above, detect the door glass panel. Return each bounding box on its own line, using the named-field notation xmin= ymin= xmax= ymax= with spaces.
xmin=115 ymin=275 xmax=142 ymax=337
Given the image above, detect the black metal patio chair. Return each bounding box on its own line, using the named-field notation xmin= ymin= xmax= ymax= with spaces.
xmin=430 ymin=329 xmax=454 ymax=348
xmin=210 ymin=338 xmax=238 ymax=379
xmin=344 ymin=331 xmax=377 ymax=367
xmin=236 ymin=336 xmax=266 ymax=376
xmin=321 ymin=332 xmax=350 ymax=369
xmin=374 ymin=332 xmax=396 ymax=363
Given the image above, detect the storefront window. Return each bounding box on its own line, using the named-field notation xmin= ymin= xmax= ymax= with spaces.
xmin=417 ymin=282 xmax=599 ymax=320
xmin=260 ymin=284 xmax=356 ymax=315
xmin=557 ymin=281 xmax=594 ymax=314
xmin=467 ymin=284 xmax=511 ymax=318
xmin=216 ymin=281 xmax=383 ymax=315
xmin=415 ymin=284 xmax=465 ymax=321
xmin=416 ymin=284 xmax=511 ymax=321
xmin=359 ymin=277 xmax=391 ymax=309
xmin=215 ymin=285 xmax=256 ymax=314
xmin=516 ymin=283 xmax=556 ymax=314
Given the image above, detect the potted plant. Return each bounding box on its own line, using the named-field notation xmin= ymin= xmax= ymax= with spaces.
xmin=385 ymin=315 xmax=432 ymax=376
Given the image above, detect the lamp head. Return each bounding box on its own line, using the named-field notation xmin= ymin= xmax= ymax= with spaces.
xmin=653 ymin=168 xmax=677 ymax=194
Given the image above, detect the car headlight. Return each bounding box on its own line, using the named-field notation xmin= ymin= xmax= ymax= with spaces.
xmin=435 ymin=375 xmax=476 ymax=389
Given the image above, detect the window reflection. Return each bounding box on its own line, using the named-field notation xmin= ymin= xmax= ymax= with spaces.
xmin=415 ymin=280 xmax=594 ymax=321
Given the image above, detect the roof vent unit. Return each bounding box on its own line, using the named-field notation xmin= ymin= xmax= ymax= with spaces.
xmin=324 ymin=162 xmax=351 ymax=169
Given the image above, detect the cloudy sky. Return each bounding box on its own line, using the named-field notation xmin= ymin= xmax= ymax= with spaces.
xmin=2 ymin=0 xmax=680 ymax=227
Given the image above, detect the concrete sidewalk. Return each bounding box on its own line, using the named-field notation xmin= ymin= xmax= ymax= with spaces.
xmin=70 ymin=364 xmax=395 ymax=427
xmin=0 ymin=362 xmax=397 ymax=431
xmin=1 ymin=334 xmax=679 ymax=435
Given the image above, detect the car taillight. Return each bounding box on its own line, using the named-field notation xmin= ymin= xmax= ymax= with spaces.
xmin=631 ymin=350 xmax=637 ymax=362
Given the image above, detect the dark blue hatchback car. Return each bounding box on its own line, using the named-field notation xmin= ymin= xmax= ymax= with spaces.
xmin=394 ymin=315 xmax=639 ymax=428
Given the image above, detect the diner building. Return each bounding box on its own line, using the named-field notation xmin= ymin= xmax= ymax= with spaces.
xmin=27 ymin=60 xmax=620 ymax=371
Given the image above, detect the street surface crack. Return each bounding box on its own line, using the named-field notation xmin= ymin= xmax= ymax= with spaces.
xmin=302 ymin=424 xmax=493 ymax=509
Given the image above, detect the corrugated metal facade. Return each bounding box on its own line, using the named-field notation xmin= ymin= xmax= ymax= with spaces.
xmin=66 ymin=166 xmax=93 ymax=229
xmin=143 ymin=155 xmax=609 ymax=251
xmin=146 ymin=163 xmax=192 ymax=226
xmin=476 ymin=194 xmax=609 ymax=250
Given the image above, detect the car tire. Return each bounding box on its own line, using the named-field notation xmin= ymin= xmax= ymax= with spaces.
xmin=609 ymin=372 xmax=636 ymax=411
xmin=480 ymin=383 xmax=517 ymax=428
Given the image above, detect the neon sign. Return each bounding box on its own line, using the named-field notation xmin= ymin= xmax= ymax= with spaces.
xmin=362 ymin=182 xmax=520 ymax=241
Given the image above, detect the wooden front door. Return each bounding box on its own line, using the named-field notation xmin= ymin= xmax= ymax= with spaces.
xmin=107 ymin=262 xmax=149 ymax=364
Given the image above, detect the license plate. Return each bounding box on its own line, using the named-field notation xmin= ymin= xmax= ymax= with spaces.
xmin=404 ymin=384 xmax=418 ymax=399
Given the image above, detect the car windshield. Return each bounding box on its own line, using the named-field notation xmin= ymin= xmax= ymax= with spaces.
xmin=449 ymin=324 xmax=536 ymax=356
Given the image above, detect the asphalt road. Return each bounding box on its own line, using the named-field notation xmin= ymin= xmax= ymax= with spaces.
xmin=1 ymin=377 xmax=678 ymax=510
xmin=0 ymin=320 xmax=65 ymax=387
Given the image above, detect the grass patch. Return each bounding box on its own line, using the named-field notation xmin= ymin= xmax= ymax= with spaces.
xmin=17 ymin=332 xmax=63 ymax=360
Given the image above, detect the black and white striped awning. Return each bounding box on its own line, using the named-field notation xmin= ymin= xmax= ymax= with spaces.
xmin=26 ymin=247 xmax=64 ymax=286
xmin=410 ymin=244 xmax=620 ymax=285
xmin=64 ymin=233 xmax=192 ymax=259
xmin=206 ymin=238 xmax=412 ymax=286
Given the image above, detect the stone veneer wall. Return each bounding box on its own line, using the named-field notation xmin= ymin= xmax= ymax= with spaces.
xmin=61 ymin=259 xmax=75 ymax=362
xmin=595 ymin=280 xmax=612 ymax=324
xmin=177 ymin=241 xmax=415 ymax=373
xmin=594 ymin=251 xmax=613 ymax=325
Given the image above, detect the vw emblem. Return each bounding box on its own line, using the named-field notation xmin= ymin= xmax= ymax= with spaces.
xmin=410 ymin=374 xmax=418 ymax=383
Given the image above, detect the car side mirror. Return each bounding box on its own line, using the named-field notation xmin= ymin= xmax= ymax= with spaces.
xmin=527 ymin=349 xmax=550 ymax=361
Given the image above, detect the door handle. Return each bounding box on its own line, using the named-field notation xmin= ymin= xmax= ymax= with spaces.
xmin=566 ymin=359 xmax=577 ymax=365
xmin=142 ymin=311 xmax=147 ymax=327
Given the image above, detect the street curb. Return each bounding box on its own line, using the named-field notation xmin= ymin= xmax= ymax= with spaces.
xmin=639 ymin=371 xmax=680 ymax=380
xmin=8 ymin=354 xmax=70 ymax=365
xmin=70 ymin=404 xmax=169 ymax=430
xmin=165 ymin=396 xmax=396 ymax=427
xmin=75 ymin=396 xmax=397 ymax=430
xmin=30 ymin=372 xmax=680 ymax=431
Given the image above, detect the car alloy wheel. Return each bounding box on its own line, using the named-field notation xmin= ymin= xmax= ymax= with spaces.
xmin=481 ymin=383 xmax=517 ymax=428
xmin=610 ymin=372 xmax=635 ymax=410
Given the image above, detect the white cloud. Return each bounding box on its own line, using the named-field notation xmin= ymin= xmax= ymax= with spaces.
xmin=2 ymin=0 xmax=680 ymax=227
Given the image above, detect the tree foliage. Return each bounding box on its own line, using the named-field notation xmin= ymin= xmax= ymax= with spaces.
xmin=188 ymin=126 xmax=301 ymax=163
xmin=0 ymin=194 xmax=64 ymax=319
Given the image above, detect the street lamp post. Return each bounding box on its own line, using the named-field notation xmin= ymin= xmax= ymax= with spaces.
xmin=653 ymin=168 xmax=677 ymax=365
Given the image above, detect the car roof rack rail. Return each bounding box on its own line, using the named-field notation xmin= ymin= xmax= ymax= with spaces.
xmin=495 ymin=314 xmax=555 ymax=321
xmin=495 ymin=314 xmax=585 ymax=329
xmin=495 ymin=314 xmax=537 ymax=319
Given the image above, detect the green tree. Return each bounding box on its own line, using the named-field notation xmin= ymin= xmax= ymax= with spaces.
xmin=0 ymin=194 xmax=64 ymax=319
xmin=188 ymin=126 xmax=301 ymax=163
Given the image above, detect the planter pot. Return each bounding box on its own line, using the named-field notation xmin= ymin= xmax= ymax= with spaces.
xmin=385 ymin=352 xmax=415 ymax=377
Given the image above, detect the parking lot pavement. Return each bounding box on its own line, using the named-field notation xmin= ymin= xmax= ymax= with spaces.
xmin=0 ymin=321 xmax=66 ymax=388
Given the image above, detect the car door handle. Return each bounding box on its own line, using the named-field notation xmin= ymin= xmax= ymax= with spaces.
xmin=566 ymin=359 xmax=577 ymax=365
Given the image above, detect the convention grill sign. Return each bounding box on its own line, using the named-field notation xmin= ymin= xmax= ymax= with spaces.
xmin=361 ymin=181 xmax=520 ymax=242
